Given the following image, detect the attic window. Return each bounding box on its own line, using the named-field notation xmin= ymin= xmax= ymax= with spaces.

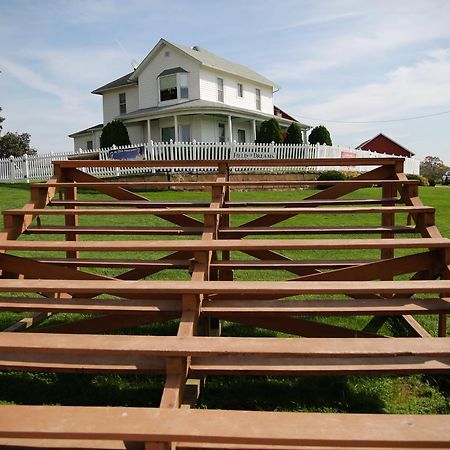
xmin=164 ymin=51 xmax=170 ymax=57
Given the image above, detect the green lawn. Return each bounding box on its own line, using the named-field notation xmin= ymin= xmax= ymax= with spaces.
xmin=0 ymin=182 xmax=449 ymax=413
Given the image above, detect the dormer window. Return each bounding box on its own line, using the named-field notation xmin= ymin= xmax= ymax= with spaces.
xmin=158 ymin=67 xmax=189 ymax=102
xmin=160 ymin=75 xmax=177 ymax=101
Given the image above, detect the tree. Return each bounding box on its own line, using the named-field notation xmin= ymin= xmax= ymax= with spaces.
xmin=284 ymin=123 xmax=303 ymax=144
xmin=256 ymin=118 xmax=282 ymax=143
xmin=0 ymin=132 xmax=37 ymax=158
xmin=0 ymin=107 xmax=4 ymax=133
xmin=420 ymin=155 xmax=448 ymax=181
xmin=100 ymin=120 xmax=130 ymax=148
xmin=308 ymin=125 xmax=332 ymax=146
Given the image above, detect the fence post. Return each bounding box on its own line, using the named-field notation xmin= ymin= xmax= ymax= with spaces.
xmin=9 ymin=156 xmax=16 ymax=183
xmin=24 ymin=154 xmax=30 ymax=183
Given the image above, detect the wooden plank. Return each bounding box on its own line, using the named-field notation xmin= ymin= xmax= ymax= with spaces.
xmin=32 ymin=179 xmax=418 ymax=188
xmin=0 ymin=334 xmax=448 ymax=358
xmin=202 ymin=297 xmax=450 ymax=315
xmin=191 ymin=356 xmax=450 ymax=375
xmin=1 ymin=279 xmax=450 ymax=296
xmin=49 ymin=198 xmax=400 ymax=208
xmin=0 ymin=296 xmax=181 ymax=314
xmin=220 ymin=225 xmax=416 ymax=236
xmin=3 ymin=206 xmax=435 ymax=216
xmin=0 ymin=238 xmax=448 ymax=252
xmin=0 ymin=405 xmax=449 ymax=448
xmin=26 ymin=226 xmax=204 ymax=235
xmin=52 ymin=157 xmax=403 ymax=168
xmin=35 ymin=258 xmax=191 ymax=269
xmin=0 ymin=438 xmax=141 ymax=449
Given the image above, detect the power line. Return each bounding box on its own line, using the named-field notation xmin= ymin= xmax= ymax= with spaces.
xmin=296 ymin=109 xmax=450 ymax=124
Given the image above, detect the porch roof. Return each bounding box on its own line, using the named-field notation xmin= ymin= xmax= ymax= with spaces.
xmin=118 ymin=100 xmax=310 ymax=129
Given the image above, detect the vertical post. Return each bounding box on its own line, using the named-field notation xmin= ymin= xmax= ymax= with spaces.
xmin=24 ymin=154 xmax=30 ymax=183
xmin=9 ymin=156 xmax=15 ymax=183
xmin=227 ymin=115 xmax=233 ymax=142
xmin=251 ymin=119 xmax=257 ymax=143
xmin=174 ymin=115 xmax=179 ymax=142
xmin=147 ymin=119 xmax=152 ymax=143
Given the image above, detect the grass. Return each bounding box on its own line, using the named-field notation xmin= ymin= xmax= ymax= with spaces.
xmin=0 ymin=182 xmax=449 ymax=413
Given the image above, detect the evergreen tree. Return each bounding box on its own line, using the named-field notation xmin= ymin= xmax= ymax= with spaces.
xmin=100 ymin=120 xmax=131 ymax=148
xmin=285 ymin=123 xmax=303 ymax=144
xmin=256 ymin=118 xmax=282 ymax=143
xmin=308 ymin=125 xmax=332 ymax=146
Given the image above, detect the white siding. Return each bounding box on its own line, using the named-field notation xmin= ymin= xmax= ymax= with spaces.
xmin=199 ymin=68 xmax=273 ymax=114
xmin=138 ymin=45 xmax=201 ymax=109
xmin=72 ymin=130 xmax=102 ymax=152
xmin=102 ymin=85 xmax=139 ymax=124
xmin=126 ymin=123 xmax=145 ymax=144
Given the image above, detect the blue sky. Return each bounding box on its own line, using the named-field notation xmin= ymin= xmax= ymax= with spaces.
xmin=1 ymin=0 xmax=450 ymax=163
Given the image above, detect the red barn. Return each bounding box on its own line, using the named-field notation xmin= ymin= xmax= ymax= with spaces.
xmin=356 ymin=133 xmax=414 ymax=158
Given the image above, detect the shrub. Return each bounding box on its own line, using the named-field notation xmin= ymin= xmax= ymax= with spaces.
xmin=256 ymin=118 xmax=282 ymax=144
xmin=406 ymin=174 xmax=429 ymax=186
xmin=284 ymin=123 xmax=303 ymax=144
xmin=100 ymin=120 xmax=131 ymax=148
xmin=429 ymin=178 xmax=436 ymax=187
xmin=317 ymin=170 xmax=346 ymax=189
xmin=308 ymin=125 xmax=332 ymax=146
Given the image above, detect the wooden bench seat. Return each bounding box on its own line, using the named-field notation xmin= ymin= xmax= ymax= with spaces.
xmin=0 ymin=405 xmax=449 ymax=448
xmin=1 ymin=296 xmax=447 ymax=316
xmin=48 ymin=198 xmax=400 ymax=208
xmin=0 ymin=334 xmax=448 ymax=375
xmin=25 ymin=224 xmax=416 ymax=236
xmin=3 ymin=205 xmax=434 ymax=216
xmin=1 ymin=237 xmax=448 ymax=253
xmin=32 ymin=178 xmax=418 ymax=189
xmin=202 ymin=297 xmax=450 ymax=316
xmin=0 ymin=279 xmax=449 ymax=296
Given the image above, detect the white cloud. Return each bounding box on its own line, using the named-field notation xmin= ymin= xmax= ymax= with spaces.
xmin=300 ymin=50 xmax=450 ymax=122
xmin=0 ymin=56 xmax=82 ymax=107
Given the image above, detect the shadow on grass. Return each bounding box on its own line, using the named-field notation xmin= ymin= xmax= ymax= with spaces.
xmin=197 ymin=375 xmax=385 ymax=413
xmin=0 ymin=372 xmax=164 ymax=407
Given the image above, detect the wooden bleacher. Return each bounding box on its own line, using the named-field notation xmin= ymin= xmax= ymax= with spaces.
xmin=0 ymin=157 xmax=448 ymax=449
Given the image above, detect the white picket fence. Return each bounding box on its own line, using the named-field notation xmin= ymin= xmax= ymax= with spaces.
xmin=0 ymin=141 xmax=420 ymax=183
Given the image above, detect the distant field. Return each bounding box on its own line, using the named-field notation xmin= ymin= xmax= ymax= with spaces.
xmin=0 ymin=182 xmax=448 ymax=413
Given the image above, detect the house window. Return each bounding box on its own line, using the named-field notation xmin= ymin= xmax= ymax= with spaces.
xmin=159 ymin=72 xmax=189 ymax=102
xmin=161 ymin=127 xmax=175 ymax=142
xmin=160 ymin=75 xmax=178 ymax=101
xmin=86 ymin=140 xmax=93 ymax=150
xmin=218 ymin=123 xmax=225 ymax=143
xmin=179 ymin=73 xmax=188 ymax=99
xmin=237 ymin=129 xmax=246 ymax=143
xmin=237 ymin=83 xmax=243 ymax=98
xmin=179 ymin=124 xmax=191 ymax=142
xmin=119 ymin=93 xmax=126 ymax=114
xmin=217 ymin=77 xmax=224 ymax=102
xmin=255 ymin=88 xmax=261 ymax=110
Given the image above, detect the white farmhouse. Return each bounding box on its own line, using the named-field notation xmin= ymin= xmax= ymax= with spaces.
xmin=69 ymin=38 xmax=309 ymax=150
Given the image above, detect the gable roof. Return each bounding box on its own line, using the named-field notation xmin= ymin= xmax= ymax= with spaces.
xmin=92 ymin=72 xmax=137 ymax=95
xmin=68 ymin=123 xmax=103 ymax=138
xmin=130 ymin=38 xmax=276 ymax=88
xmin=356 ymin=133 xmax=415 ymax=156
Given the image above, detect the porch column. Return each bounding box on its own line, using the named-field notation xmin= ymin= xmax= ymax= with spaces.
xmin=302 ymin=129 xmax=308 ymax=145
xmin=147 ymin=119 xmax=151 ymax=143
xmin=251 ymin=119 xmax=257 ymax=142
xmin=174 ymin=115 xmax=179 ymax=142
xmin=228 ymin=115 xmax=233 ymax=142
